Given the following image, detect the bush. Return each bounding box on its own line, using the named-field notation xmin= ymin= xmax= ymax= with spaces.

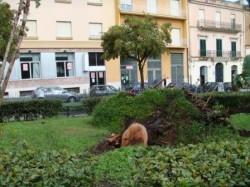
xmin=0 ymin=142 xmax=95 ymax=186
xmin=1 ymin=139 xmax=248 ymax=186
xmin=121 ymin=139 xmax=250 ymax=187
xmin=92 ymin=89 xmax=166 ymax=132
xmin=0 ymin=99 xmax=62 ymax=122
xmin=92 ymin=88 xmax=200 ymax=134
xmin=201 ymin=92 xmax=250 ymax=109
xmin=82 ymin=96 xmax=105 ymax=114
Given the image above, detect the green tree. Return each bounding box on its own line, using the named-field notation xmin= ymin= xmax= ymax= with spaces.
xmin=101 ymin=15 xmax=171 ymax=90
xmin=0 ymin=0 xmax=41 ymax=106
xmin=234 ymin=55 xmax=250 ymax=88
xmin=0 ymin=1 xmax=15 ymax=61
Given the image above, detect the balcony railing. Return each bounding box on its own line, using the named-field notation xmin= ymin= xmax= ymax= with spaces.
xmin=120 ymin=4 xmax=186 ymax=18
xmin=170 ymin=38 xmax=187 ymax=47
xmin=198 ymin=50 xmax=241 ymax=60
xmin=197 ymin=20 xmax=241 ymax=33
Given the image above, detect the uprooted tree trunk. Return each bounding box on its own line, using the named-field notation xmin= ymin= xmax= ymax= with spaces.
xmin=0 ymin=0 xmax=31 ymax=107
xmin=91 ymin=85 xmax=244 ymax=154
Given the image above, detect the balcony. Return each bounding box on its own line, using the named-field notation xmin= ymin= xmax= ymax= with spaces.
xmin=120 ymin=4 xmax=186 ymax=19
xmin=169 ymin=38 xmax=187 ymax=47
xmin=197 ymin=20 xmax=241 ymax=34
xmin=198 ymin=50 xmax=241 ymax=61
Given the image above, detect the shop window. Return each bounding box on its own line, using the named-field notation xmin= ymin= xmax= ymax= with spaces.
xmin=56 ymin=53 xmax=75 ymax=77
xmin=20 ymin=53 xmax=40 ymax=79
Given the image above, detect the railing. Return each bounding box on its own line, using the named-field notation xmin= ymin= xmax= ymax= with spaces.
xmin=120 ymin=4 xmax=186 ymax=18
xmin=197 ymin=20 xmax=241 ymax=33
xmin=198 ymin=50 xmax=241 ymax=59
xmin=170 ymin=39 xmax=187 ymax=47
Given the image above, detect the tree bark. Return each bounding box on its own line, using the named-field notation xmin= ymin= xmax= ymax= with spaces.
xmin=0 ymin=0 xmax=30 ymax=106
xmin=0 ymin=0 xmax=24 ymax=100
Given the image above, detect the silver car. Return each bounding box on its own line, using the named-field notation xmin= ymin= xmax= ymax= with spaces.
xmin=89 ymin=85 xmax=119 ymax=97
xmin=32 ymin=86 xmax=82 ymax=102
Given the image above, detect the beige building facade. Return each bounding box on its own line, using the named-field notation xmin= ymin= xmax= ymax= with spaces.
xmin=188 ymin=0 xmax=245 ymax=85
xmin=244 ymin=4 xmax=250 ymax=55
xmin=5 ymin=0 xmax=119 ymax=97
xmin=3 ymin=0 xmax=249 ymax=97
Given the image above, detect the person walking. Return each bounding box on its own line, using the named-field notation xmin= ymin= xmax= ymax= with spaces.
xmin=195 ymin=78 xmax=200 ymax=93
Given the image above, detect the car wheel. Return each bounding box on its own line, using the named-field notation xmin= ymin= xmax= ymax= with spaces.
xmin=68 ymin=97 xmax=76 ymax=102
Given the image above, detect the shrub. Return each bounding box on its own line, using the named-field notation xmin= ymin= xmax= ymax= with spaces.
xmin=201 ymin=92 xmax=250 ymax=109
xmin=91 ymin=89 xmax=166 ymax=132
xmin=82 ymin=96 xmax=105 ymax=114
xmin=0 ymin=142 xmax=96 ymax=186
xmin=0 ymin=99 xmax=62 ymax=122
xmin=92 ymin=88 xmax=201 ymax=134
xmin=121 ymin=139 xmax=250 ymax=187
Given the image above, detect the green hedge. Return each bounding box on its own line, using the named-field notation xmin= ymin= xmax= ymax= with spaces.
xmin=82 ymin=96 xmax=106 ymax=114
xmin=200 ymin=92 xmax=250 ymax=109
xmin=0 ymin=144 xmax=95 ymax=186
xmin=0 ymin=139 xmax=249 ymax=186
xmin=0 ymin=99 xmax=62 ymax=122
xmin=120 ymin=139 xmax=250 ymax=187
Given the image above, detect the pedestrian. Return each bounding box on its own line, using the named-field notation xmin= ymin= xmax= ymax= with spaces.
xmin=195 ymin=78 xmax=200 ymax=93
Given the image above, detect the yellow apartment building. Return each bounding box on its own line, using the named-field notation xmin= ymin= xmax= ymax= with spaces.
xmin=117 ymin=0 xmax=188 ymax=89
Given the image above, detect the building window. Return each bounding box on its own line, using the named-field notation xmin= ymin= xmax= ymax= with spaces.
xmin=147 ymin=0 xmax=157 ymax=14
xmin=20 ymin=53 xmax=40 ymax=79
xmin=89 ymin=23 xmax=102 ymax=40
xmin=55 ymin=53 xmax=74 ymax=77
xmin=87 ymin=0 xmax=102 ymax=5
xmin=216 ymin=12 xmax=221 ymax=28
xmin=88 ymin=52 xmax=104 ymax=66
xmin=120 ymin=0 xmax=132 ymax=11
xmin=54 ymin=0 xmax=71 ymax=3
xmin=171 ymin=28 xmax=181 ymax=46
xmin=199 ymin=9 xmax=205 ymax=27
xmin=216 ymin=39 xmax=222 ymax=57
xmin=231 ymin=41 xmax=236 ymax=57
xmin=25 ymin=20 xmax=37 ymax=39
xmin=200 ymin=39 xmax=206 ymax=57
xmin=170 ymin=0 xmax=180 ymax=16
xmin=231 ymin=14 xmax=236 ymax=29
xmin=56 ymin=21 xmax=72 ymax=40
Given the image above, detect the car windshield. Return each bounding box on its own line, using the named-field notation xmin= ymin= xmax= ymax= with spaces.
xmin=109 ymin=86 xmax=117 ymax=91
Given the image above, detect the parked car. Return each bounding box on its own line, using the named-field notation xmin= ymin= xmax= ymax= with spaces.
xmin=125 ymin=82 xmax=152 ymax=94
xmin=31 ymin=86 xmax=82 ymax=102
xmin=201 ymin=82 xmax=232 ymax=92
xmin=89 ymin=85 xmax=119 ymax=97
xmin=167 ymin=82 xmax=197 ymax=93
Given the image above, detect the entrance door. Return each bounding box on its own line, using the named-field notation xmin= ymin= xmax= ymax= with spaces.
xmin=215 ymin=63 xmax=223 ymax=82
xmin=148 ymin=57 xmax=162 ymax=85
xmin=171 ymin=53 xmax=183 ymax=83
xmin=89 ymin=71 xmax=105 ymax=87
xmin=231 ymin=65 xmax=237 ymax=83
xmin=200 ymin=66 xmax=208 ymax=85
xmin=148 ymin=70 xmax=162 ymax=85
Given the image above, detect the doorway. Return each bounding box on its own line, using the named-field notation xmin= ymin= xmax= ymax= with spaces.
xmin=89 ymin=71 xmax=105 ymax=87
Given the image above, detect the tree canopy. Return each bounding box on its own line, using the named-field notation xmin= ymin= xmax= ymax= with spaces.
xmin=0 ymin=1 xmax=15 ymax=60
xmin=101 ymin=15 xmax=171 ymax=90
xmin=234 ymin=55 xmax=250 ymax=88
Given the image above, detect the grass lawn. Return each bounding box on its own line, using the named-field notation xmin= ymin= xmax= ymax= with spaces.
xmin=229 ymin=113 xmax=250 ymax=131
xmin=0 ymin=115 xmax=110 ymax=153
